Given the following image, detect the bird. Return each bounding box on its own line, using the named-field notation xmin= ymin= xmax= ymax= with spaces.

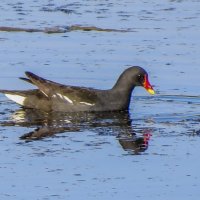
xmin=0 ymin=66 xmax=155 ymax=112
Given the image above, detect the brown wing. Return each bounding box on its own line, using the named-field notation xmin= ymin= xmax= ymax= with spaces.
xmin=25 ymin=72 xmax=99 ymax=105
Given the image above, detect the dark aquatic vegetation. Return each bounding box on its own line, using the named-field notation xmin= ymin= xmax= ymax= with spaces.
xmin=0 ymin=25 xmax=128 ymax=34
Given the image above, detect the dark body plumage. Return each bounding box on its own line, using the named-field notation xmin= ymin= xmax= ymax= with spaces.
xmin=0 ymin=66 xmax=154 ymax=112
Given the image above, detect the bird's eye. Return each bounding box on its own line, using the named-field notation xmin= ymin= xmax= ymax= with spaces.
xmin=138 ymin=74 xmax=144 ymax=83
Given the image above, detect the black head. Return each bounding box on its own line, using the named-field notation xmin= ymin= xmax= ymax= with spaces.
xmin=113 ymin=66 xmax=155 ymax=94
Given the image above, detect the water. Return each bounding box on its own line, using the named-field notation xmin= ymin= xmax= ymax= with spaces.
xmin=0 ymin=0 xmax=200 ymax=199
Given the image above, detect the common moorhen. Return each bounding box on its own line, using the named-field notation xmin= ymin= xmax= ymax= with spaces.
xmin=0 ymin=66 xmax=155 ymax=112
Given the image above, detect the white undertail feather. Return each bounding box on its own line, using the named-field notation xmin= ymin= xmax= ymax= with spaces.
xmin=5 ymin=94 xmax=26 ymax=106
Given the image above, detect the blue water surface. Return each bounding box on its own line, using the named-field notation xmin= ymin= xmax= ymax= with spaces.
xmin=0 ymin=0 xmax=200 ymax=200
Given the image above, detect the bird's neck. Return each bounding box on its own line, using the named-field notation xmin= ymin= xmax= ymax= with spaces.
xmin=111 ymin=78 xmax=135 ymax=110
xmin=112 ymin=74 xmax=135 ymax=93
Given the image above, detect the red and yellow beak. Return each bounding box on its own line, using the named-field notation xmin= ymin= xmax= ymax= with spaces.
xmin=143 ymin=74 xmax=155 ymax=95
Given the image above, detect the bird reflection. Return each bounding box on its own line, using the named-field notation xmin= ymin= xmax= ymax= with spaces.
xmin=118 ymin=132 xmax=152 ymax=154
xmin=2 ymin=108 xmax=152 ymax=154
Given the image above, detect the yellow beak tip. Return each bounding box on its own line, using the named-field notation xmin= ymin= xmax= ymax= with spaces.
xmin=147 ymin=89 xmax=155 ymax=95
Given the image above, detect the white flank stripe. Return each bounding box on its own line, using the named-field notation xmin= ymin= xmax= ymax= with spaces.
xmin=80 ymin=102 xmax=94 ymax=106
xmin=41 ymin=91 xmax=48 ymax=97
xmin=63 ymin=96 xmax=73 ymax=104
xmin=5 ymin=94 xmax=26 ymax=106
xmin=56 ymin=93 xmax=63 ymax=98
xmin=56 ymin=93 xmax=73 ymax=104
